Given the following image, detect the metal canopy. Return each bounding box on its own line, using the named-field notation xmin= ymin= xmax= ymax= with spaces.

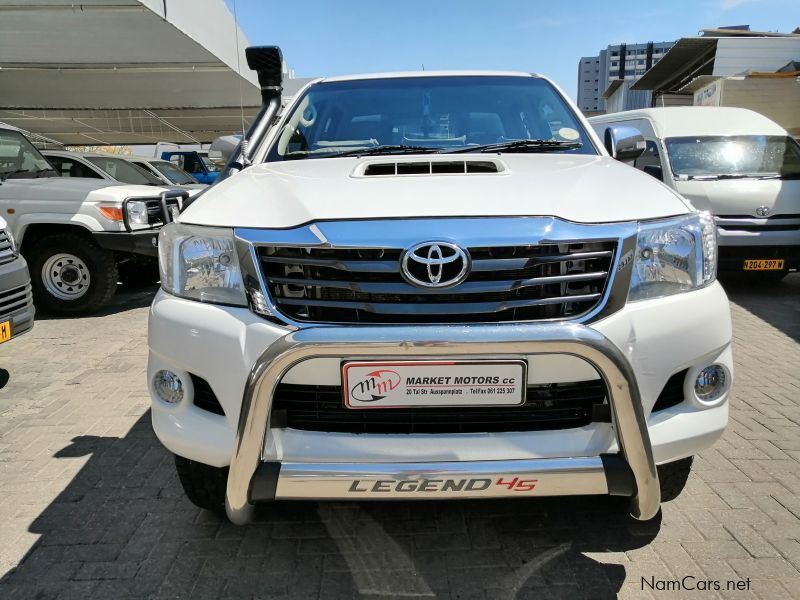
xmin=0 ymin=0 xmax=308 ymax=145
xmin=630 ymin=38 xmax=718 ymax=92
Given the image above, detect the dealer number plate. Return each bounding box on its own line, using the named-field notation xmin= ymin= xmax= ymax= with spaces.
xmin=342 ymin=360 xmax=526 ymax=409
xmin=743 ymin=259 xmax=784 ymax=271
xmin=0 ymin=320 xmax=10 ymax=344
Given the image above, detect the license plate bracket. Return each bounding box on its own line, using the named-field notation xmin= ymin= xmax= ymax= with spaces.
xmin=342 ymin=360 xmax=527 ymax=409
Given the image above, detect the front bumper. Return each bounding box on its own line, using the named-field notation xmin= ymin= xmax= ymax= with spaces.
xmin=716 ymin=218 xmax=800 ymax=271
xmin=226 ymin=322 xmax=658 ymax=525
xmin=93 ymin=230 xmax=160 ymax=257
xmin=148 ymin=282 xmax=733 ymax=525
xmin=718 ymin=244 xmax=800 ymax=272
xmin=0 ymin=255 xmax=35 ymax=340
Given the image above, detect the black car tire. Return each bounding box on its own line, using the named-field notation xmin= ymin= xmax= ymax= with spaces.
xmin=657 ymin=456 xmax=693 ymax=502
xmin=27 ymin=232 xmax=118 ymax=315
xmin=174 ymin=454 xmax=228 ymax=516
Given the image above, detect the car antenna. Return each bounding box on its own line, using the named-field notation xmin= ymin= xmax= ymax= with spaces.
xmin=232 ymin=0 xmax=248 ymax=160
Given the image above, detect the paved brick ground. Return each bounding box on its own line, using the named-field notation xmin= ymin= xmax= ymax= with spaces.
xmin=0 ymin=276 xmax=798 ymax=599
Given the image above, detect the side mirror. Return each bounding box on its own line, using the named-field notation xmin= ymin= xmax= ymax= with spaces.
xmin=642 ymin=165 xmax=664 ymax=181
xmin=604 ymin=126 xmax=645 ymax=162
xmin=208 ymin=135 xmax=242 ymax=168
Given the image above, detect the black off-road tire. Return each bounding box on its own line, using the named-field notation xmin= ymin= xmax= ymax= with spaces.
xmin=174 ymin=455 xmax=228 ymax=515
xmin=657 ymin=456 xmax=693 ymax=502
xmin=27 ymin=233 xmax=118 ymax=315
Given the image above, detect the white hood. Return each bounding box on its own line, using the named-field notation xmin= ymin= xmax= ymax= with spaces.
xmin=180 ymin=155 xmax=692 ymax=228
xmin=675 ymin=179 xmax=800 ymax=217
xmin=9 ymin=176 xmax=174 ymax=203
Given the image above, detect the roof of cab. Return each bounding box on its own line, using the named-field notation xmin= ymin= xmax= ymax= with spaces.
xmin=43 ymin=150 xmax=134 ymax=160
xmin=588 ymin=107 xmax=787 ymax=138
xmin=319 ymin=70 xmax=538 ymax=83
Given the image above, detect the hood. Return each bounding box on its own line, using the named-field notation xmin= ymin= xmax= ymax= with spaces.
xmin=180 ymin=155 xmax=692 ymax=228
xmin=8 ymin=176 xmax=174 ymax=203
xmin=674 ymin=179 xmax=800 ymax=217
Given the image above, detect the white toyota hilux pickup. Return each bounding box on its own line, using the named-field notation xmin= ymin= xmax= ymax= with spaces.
xmin=148 ymin=47 xmax=733 ymax=524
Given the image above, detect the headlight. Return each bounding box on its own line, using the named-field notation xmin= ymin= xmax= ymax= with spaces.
xmin=158 ymin=223 xmax=246 ymax=306
xmin=4 ymin=228 xmax=16 ymax=255
xmin=126 ymin=200 xmax=150 ymax=227
xmin=628 ymin=212 xmax=716 ymax=302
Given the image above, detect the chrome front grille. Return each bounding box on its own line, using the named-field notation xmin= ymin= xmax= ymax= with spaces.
xmin=258 ymin=241 xmax=615 ymax=324
xmin=0 ymin=230 xmax=15 ymax=266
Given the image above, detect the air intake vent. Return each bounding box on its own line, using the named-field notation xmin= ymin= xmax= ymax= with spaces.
xmin=361 ymin=159 xmax=503 ymax=177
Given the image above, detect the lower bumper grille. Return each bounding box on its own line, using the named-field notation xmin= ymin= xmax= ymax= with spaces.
xmin=0 ymin=283 xmax=33 ymax=318
xmin=271 ymin=380 xmax=607 ymax=434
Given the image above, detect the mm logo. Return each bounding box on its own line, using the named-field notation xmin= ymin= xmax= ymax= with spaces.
xmin=350 ymin=369 xmax=401 ymax=402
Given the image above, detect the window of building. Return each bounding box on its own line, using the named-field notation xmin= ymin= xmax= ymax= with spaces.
xmin=611 ymin=51 xmax=619 ymax=57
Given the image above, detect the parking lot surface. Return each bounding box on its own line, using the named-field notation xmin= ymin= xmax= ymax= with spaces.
xmin=1 ymin=276 xmax=799 ymax=599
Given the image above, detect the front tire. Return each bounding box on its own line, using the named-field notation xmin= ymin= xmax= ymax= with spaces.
xmin=174 ymin=455 xmax=228 ymax=516
xmin=657 ymin=456 xmax=693 ymax=502
xmin=27 ymin=233 xmax=118 ymax=315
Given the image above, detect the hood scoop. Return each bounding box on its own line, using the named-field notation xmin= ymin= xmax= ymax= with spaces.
xmin=357 ymin=158 xmax=506 ymax=177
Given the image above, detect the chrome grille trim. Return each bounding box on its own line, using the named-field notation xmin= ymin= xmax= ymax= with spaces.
xmin=235 ymin=218 xmax=639 ymax=327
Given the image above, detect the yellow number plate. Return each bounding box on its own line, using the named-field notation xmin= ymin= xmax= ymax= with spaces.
xmin=0 ymin=320 xmax=10 ymax=344
xmin=743 ymin=259 xmax=784 ymax=271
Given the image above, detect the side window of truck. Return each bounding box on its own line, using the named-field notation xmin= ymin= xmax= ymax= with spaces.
xmin=633 ymin=140 xmax=664 ymax=181
xmin=47 ymin=156 xmax=103 ymax=179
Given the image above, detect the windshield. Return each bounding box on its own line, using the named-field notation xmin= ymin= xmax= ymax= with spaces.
xmin=200 ymin=156 xmax=219 ymax=172
xmin=267 ymin=75 xmax=596 ymax=161
xmin=665 ymin=135 xmax=800 ymax=179
xmin=149 ymin=160 xmax=198 ymax=185
xmin=0 ymin=129 xmax=56 ymax=179
xmin=85 ymin=156 xmax=163 ymax=185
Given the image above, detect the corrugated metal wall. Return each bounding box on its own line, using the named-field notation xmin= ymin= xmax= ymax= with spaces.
xmin=720 ymin=78 xmax=800 ymax=136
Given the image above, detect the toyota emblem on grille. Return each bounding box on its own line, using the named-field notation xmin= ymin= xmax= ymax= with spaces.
xmin=400 ymin=241 xmax=470 ymax=288
xmin=755 ymin=205 xmax=770 ymax=217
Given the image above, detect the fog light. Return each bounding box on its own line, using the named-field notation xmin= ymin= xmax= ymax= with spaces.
xmin=694 ymin=365 xmax=726 ymax=402
xmin=153 ymin=370 xmax=184 ymax=404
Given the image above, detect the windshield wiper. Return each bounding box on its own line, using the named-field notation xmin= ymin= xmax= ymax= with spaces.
xmin=683 ymin=173 xmax=778 ymax=181
xmin=0 ymin=168 xmax=37 ymax=182
xmin=442 ymin=139 xmax=582 ymax=154
xmin=332 ymin=145 xmax=440 ymax=158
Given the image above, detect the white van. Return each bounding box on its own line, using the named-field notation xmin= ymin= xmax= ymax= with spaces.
xmin=590 ymin=107 xmax=800 ymax=280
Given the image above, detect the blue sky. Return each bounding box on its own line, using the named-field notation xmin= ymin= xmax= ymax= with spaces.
xmin=225 ymin=0 xmax=798 ymax=100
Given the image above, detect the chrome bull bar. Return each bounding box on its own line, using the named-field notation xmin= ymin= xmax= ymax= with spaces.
xmin=225 ymin=323 xmax=660 ymax=525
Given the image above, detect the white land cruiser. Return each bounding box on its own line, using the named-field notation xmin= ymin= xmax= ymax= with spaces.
xmin=0 ymin=124 xmax=189 ymax=314
xmin=148 ymin=47 xmax=733 ymax=524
